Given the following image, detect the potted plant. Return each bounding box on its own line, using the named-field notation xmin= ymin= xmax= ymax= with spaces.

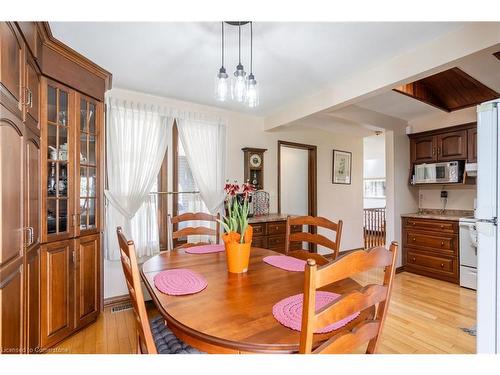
xmin=219 ymin=181 xmax=254 ymax=273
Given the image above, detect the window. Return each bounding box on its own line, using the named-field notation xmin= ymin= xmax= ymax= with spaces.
xmin=364 ymin=178 xmax=386 ymax=198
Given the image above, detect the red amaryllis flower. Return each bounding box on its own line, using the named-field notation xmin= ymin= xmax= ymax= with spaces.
xmin=227 ymin=182 xmax=240 ymax=196
xmin=242 ymin=182 xmax=254 ymax=198
xmin=224 ymin=180 xmax=231 ymax=194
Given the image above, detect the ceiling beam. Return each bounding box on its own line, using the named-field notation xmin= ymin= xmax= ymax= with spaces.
xmin=264 ymin=22 xmax=500 ymax=130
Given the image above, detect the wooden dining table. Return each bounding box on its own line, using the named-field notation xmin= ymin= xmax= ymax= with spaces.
xmin=141 ymin=247 xmax=372 ymax=354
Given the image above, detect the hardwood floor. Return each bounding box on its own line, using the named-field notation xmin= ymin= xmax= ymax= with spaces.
xmin=52 ymin=271 xmax=476 ymax=354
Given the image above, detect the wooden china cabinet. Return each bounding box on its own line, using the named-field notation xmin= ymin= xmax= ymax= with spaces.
xmin=1 ymin=22 xmax=111 ymax=353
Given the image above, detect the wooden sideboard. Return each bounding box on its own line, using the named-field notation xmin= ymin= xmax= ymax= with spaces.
xmin=249 ymin=214 xmax=301 ymax=254
xmin=402 ymin=216 xmax=459 ymax=284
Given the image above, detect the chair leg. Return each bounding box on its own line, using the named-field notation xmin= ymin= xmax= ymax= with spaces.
xmin=136 ymin=332 xmax=142 ymax=354
xmin=366 ymin=336 xmax=379 ymax=354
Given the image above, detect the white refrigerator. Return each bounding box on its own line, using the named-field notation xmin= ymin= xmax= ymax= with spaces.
xmin=476 ymin=99 xmax=500 ymax=353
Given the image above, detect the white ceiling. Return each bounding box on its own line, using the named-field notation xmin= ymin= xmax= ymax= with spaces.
xmin=356 ymin=91 xmax=438 ymax=121
xmin=49 ymin=22 xmax=466 ymax=116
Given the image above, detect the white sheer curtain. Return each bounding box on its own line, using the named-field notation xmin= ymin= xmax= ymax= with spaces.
xmin=105 ymin=98 xmax=171 ymax=260
xmin=176 ymin=118 xmax=226 ymax=214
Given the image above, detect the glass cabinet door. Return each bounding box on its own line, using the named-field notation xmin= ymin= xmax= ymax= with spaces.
xmin=44 ymin=82 xmax=72 ymax=239
xmin=77 ymin=96 xmax=100 ymax=235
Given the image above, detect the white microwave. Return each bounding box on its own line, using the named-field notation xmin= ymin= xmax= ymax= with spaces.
xmin=414 ymin=161 xmax=460 ymax=184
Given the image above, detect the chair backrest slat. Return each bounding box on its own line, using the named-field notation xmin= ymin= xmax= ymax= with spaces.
xmin=299 ymin=241 xmax=398 ymax=354
xmin=314 ymin=284 xmax=388 ymax=330
xmin=316 ymin=246 xmax=394 ymax=288
xmin=168 ymin=212 xmax=220 ymax=250
xmin=285 ymin=216 xmax=343 ymax=259
xmin=313 ymin=320 xmax=381 ymax=354
xmin=117 ymin=227 xmax=157 ymax=354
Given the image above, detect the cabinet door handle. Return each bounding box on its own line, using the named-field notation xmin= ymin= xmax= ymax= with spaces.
xmin=440 ymin=263 xmax=444 ymax=268
xmin=437 ymin=147 xmax=441 ymax=155
xmin=441 ymin=241 xmax=445 ymax=246
xmin=412 ymin=257 xmax=416 ymax=262
xmin=412 ymin=237 xmax=416 ymax=241
xmin=28 ymin=89 xmax=33 ymax=108
xmin=21 ymin=87 xmax=30 ymax=106
xmin=440 ymin=225 xmax=444 ymax=229
xmin=72 ymin=250 xmax=77 ymax=266
xmin=432 ymin=147 xmax=436 ymax=155
xmin=28 ymin=227 xmax=34 ymax=246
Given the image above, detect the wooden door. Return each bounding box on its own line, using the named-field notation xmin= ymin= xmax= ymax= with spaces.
xmin=74 ymin=95 xmax=102 ymax=237
xmin=74 ymin=234 xmax=100 ymax=328
xmin=0 ymin=259 xmax=24 ymax=354
xmin=468 ymin=128 xmax=477 ymax=163
xmin=0 ymin=114 xmax=24 ymax=270
xmin=40 ymin=240 xmax=74 ymax=348
xmin=0 ymin=22 xmax=23 ymax=118
xmin=41 ymin=79 xmax=75 ymax=243
xmin=437 ymin=130 xmax=467 ymax=161
xmin=24 ymin=127 xmax=40 ymax=352
xmin=25 ymin=245 xmax=39 ymax=352
xmin=410 ymin=135 xmax=436 ymax=164
xmin=24 ymin=55 xmax=40 ymax=134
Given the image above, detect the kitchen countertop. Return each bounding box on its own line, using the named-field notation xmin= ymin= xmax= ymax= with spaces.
xmin=248 ymin=213 xmax=291 ymax=223
xmin=401 ymin=209 xmax=474 ymax=221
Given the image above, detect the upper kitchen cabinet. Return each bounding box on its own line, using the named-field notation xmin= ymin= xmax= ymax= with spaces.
xmin=436 ymin=130 xmax=467 ymax=161
xmin=468 ymin=127 xmax=478 ymax=163
xmin=0 ymin=22 xmax=23 ymax=118
xmin=410 ymin=135 xmax=437 ymax=163
xmin=409 ymin=123 xmax=476 ymax=165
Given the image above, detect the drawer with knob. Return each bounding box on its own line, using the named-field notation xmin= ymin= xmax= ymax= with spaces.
xmin=406 ymin=251 xmax=455 ymax=274
xmin=405 ymin=231 xmax=456 ymax=254
xmin=251 ymin=223 xmax=267 ymax=237
xmin=267 ymin=222 xmax=286 ymax=235
xmin=403 ymin=217 xmax=458 ymax=234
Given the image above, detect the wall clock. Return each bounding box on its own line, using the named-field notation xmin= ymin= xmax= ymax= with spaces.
xmin=242 ymin=147 xmax=267 ymax=190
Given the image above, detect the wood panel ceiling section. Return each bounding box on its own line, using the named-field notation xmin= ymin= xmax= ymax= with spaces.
xmin=494 ymin=51 xmax=500 ymax=61
xmin=393 ymin=67 xmax=499 ymax=112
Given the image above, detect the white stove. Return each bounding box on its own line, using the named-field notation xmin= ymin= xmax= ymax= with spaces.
xmin=459 ymin=216 xmax=478 ymax=290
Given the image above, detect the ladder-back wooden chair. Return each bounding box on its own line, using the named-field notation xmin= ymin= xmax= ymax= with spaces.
xmin=117 ymin=226 xmax=157 ymax=354
xmin=299 ymin=242 xmax=398 ymax=354
xmin=116 ymin=227 xmax=202 ymax=354
xmin=285 ymin=216 xmax=343 ymax=260
xmin=168 ymin=212 xmax=220 ymax=250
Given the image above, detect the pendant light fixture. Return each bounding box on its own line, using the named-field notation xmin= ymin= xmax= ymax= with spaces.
xmin=231 ymin=22 xmax=247 ymax=102
xmin=215 ymin=21 xmax=259 ymax=108
xmin=245 ymin=22 xmax=259 ymax=108
xmin=214 ymin=22 xmax=229 ymax=101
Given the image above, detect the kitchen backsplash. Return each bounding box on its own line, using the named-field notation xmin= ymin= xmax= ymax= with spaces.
xmin=418 ymin=187 xmax=476 ymax=210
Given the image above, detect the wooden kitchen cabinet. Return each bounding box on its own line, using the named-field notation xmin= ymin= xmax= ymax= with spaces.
xmin=0 ymin=259 xmax=24 ymax=354
xmin=74 ymin=234 xmax=100 ymax=329
xmin=468 ymin=127 xmax=478 ymax=163
xmin=402 ymin=217 xmax=459 ymax=284
xmin=0 ymin=22 xmax=23 ymax=118
xmin=2 ymin=21 xmax=110 ymax=353
xmin=436 ymin=130 xmax=467 ymax=161
xmin=410 ymin=135 xmax=436 ymax=164
xmin=40 ymin=240 xmax=74 ymax=348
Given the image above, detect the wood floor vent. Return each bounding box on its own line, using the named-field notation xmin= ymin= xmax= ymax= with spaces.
xmin=111 ymin=303 xmax=133 ymax=313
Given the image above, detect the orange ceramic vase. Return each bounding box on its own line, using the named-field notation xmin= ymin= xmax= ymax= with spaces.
xmin=223 ymin=226 xmax=253 ymax=273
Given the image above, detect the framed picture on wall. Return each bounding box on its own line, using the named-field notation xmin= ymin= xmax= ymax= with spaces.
xmin=332 ymin=149 xmax=352 ymax=185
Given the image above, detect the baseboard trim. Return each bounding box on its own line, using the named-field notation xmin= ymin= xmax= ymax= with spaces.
xmin=103 ymin=294 xmax=130 ymax=308
xmin=395 ymin=266 xmax=405 ymax=274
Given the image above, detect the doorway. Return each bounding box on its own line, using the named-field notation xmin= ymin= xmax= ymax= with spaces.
xmin=277 ymin=141 xmax=317 ymax=251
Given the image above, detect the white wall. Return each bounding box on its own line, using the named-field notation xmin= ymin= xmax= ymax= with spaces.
xmin=418 ymin=186 xmax=476 ymax=211
xmin=104 ymin=88 xmax=365 ymax=299
xmin=408 ymin=107 xmax=476 ymax=133
xmin=385 ymin=130 xmax=419 ymax=267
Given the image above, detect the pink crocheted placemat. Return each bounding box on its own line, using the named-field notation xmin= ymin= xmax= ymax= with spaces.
xmin=263 ymin=255 xmax=306 ymax=272
xmin=272 ymin=291 xmax=360 ymax=333
xmin=184 ymin=244 xmax=225 ymax=254
xmin=153 ymin=269 xmax=208 ymax=296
